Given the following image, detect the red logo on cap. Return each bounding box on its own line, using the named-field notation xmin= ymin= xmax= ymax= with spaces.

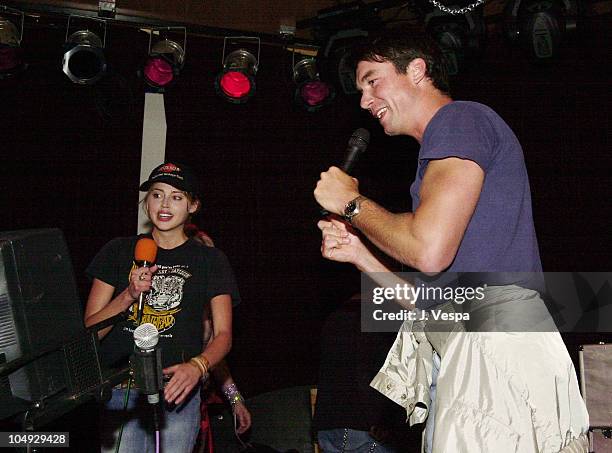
xmin=159 ymin=163 xmax=180 ymax=173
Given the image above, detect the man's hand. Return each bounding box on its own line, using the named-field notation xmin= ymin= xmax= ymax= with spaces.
xmin=314 ymin=166 xmax=360 ymax=215
xmin=318 ymin=218 xmax=365 ymax=265
xmin=318 ymin=218 xmax=393 ymax=273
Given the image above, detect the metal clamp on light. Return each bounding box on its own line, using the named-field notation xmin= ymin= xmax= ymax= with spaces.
xmin=63 ymin=14 xmax=108 ymax=85
xmin=215 ymin=36 xmax=260 ymax=104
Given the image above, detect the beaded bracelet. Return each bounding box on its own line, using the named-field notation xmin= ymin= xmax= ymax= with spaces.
xmin=222 ymin=383 xmax=245 ymax=406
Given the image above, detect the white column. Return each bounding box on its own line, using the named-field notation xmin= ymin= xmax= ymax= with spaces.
xmin=138 ymin=92 xmax=166 ymax=234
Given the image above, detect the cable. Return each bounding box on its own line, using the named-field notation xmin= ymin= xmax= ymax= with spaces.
xmin=114 ymin=377 xmax=132 ymax=453
xmin=233 ymin=411 xmax=252 ymax=450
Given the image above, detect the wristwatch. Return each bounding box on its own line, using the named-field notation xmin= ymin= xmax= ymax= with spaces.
xmin=343 ymin=196 xmax=366 ymax=224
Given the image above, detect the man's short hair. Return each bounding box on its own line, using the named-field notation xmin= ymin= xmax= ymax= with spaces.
xmin=351 ymin=32 xmax=450 ymax=95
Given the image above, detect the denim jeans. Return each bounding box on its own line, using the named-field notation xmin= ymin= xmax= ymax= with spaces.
xmin=318 ymin=428 xmax=397 ymax=453
xmin=99 ymin=387 xmax=200 ymax=453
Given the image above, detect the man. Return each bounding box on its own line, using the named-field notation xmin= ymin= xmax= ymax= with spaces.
xmin=313 ymin=294 xmax=407 ymax=452
xmin=314 ymin=33 xmax=588 ymax=453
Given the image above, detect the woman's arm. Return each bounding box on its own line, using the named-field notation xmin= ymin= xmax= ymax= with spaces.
xmin=84 ymin=265 xmax=157 ymax=339
xmin=201 ymin=295 xmax=233 ymax=366
xmin=212 ymin=364 xmax=252 ymax=433
xmin=163 ymin=294 xmax=233 ymax=405
xmin=84 ymin=279 xmax=131 ymax=339
xmin=203 ymin=307 xmax=251 ymax=433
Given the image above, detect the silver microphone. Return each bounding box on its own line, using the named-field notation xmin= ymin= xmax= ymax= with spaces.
xmin=132 ymin=323 xmax=163 ymax=404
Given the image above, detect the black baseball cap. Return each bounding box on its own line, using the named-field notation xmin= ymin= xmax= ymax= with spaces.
xmin=139 ymin=162 xmax=200 ymax=196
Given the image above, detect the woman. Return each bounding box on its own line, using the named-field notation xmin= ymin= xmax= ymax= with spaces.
xmin=185 ymin=225 xmax=252 ymax=439
xmin=84 ymin=162 xmax=239 ymax=453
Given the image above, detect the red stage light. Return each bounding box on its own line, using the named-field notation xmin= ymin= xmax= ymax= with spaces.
xmin=219 ymin=71 xmax=252 ymax=99
xmin=293 ymin=56 xmax=335 ymax=112
xmin=144 ymin=57 xmax=174 ymax=87
xmin=300 ymin=80 xmax=331 ymax=107
xmin=142 ymin=31 xmax=186 ymax=91
xmin=0 ymin=11 xmax=26 ymax=79
xmin=0 ymin=46 xmax=20 ymax=73
xmin=215 ymin=40 xmax=259 ymax=104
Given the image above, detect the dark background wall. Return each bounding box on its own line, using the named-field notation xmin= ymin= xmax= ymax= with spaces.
xmin=1 ymin=11 xmax=610 ymax=449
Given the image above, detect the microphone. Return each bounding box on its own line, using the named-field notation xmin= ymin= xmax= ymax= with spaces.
xmin=132 ymin=323 xmax=163 ymax=402
xmin=321 ymin=128 xmax=370 ymax=216
xmin=134 ymin=238 xmax=157 ymax=325
xmin=132 ymin=322 xmax=163 ymax=429
xmin=341 ymin=128 xmax=370 ymax=174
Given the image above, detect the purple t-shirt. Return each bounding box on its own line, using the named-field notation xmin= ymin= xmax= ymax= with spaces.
xmin=410 ymin=101 xmax=542 ymax=274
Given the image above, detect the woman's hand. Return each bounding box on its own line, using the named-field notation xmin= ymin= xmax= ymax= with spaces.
xmin=162 ymin=362 xmax=202 ymax=405
xmin=233 ymin=401 xmax=252 ymax=434
xmin=128 ymin=265 xmax=158 ymax=300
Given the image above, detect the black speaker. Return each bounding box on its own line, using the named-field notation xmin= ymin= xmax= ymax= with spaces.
xmin=209 ymin=386 xmax=315 ymax=453
xmin=0 ymin=228 xmax=87 ymax=420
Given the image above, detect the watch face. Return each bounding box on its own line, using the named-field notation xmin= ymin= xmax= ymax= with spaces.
xmin=345 ymin=200 xmax=356 ymax=215
xmin=344 ymin=196 xmax=362 ymax=222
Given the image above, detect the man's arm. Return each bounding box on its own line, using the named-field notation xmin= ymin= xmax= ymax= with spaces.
xmin=315 ymin=157 xmax=484 ymax=272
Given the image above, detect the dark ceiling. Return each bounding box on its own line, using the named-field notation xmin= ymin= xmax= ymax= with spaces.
xmin=5 ymin=0 xmax=610 ymax=43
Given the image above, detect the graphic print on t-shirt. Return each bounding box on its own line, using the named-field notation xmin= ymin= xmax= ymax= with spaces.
xmin=128 ymin=264 xmax=192 ymax=333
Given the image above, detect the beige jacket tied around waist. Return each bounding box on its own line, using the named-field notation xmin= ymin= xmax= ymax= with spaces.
xmin=370 ymin=285 xmax=590 ymax=453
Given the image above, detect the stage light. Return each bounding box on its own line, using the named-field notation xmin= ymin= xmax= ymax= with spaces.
xmin=292 ymin=49 xmax=335 ymax=112
xmin=323 ymin=29 xmax=369 ymax=95
xmin=0 ymin=6 xmax=26 ymax=78
xmin=62 ymin=15 xmax=107 ymax=85
xmin=215 ymin=36 xmax=260 ymax=104
xmin=504 ymin=0 xmax=576 ymax=60
xmin=428 ymin=21 xmax=463 ymax=75
xmin=143 ymin=27 xmax=186 ymax=90
xmin=425 ymin=6 xmax=487 ymax=76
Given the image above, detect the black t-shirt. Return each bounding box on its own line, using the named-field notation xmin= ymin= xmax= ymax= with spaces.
xmin=86 ymin=235 xmax=240 ymax=369
xmin=313 ymin=303 xmax=405 ymax=433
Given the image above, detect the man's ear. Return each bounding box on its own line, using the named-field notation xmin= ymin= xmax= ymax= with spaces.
xmin=408 ymin=58 xmax=427 ymax=84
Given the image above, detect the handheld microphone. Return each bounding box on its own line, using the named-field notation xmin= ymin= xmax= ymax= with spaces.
xmin=134 ymin=238 xmax=157 ymax=325
xmin=321 ymin=128 xmax=370 ymax=216
xmin=132 ymin=322 xmax=163 ymax=429
xmin=341 ymin=128 xmax=370 ymax=174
